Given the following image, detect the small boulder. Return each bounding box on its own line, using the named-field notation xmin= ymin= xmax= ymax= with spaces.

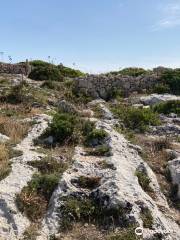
xmin=140 ymin=94 xmax=180 ymax=106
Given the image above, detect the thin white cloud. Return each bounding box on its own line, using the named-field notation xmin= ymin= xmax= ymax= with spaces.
xmin=153 ymin=0 xmax=180 ymax=30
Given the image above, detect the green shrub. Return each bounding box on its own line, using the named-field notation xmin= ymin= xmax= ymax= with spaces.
xmin=57 ymin=64 xmax=85 ymax=78
xmin=153 ymin=100 xmax=180 ymax=116
xmin=60 ymin=196 xmax=130 ymax=231
xmin=29 ymin=65 xmax=62 ymax=81
xmin=28 ymin=174 xmax=59 ymax=201
xmin=5 ymin=81 xmax=30 ymax=104
xmin=140 ymin=208 xmax=153 ymax=229
xmin=47 ymin=113 xmax=77 ymax=143
xmin=85 ymin=129 xmax=108 ymax=147
xmin=88 ymin=144 xmax=112 ymax=157
xmin=152 ymin=83 xmax=170 ymax=94
xmin=29 ymin=60 xmax=85 ymax=81
xmin=109 ymin=67 xmax=147 ymax=77
xmin=136 ymin=171 xmax=152 ymax=192
xmin=111 ymin=104 xmax=160 ymax=133
xmin=28 ymin=157 xmax=68 ymax=175
xmin=16 ymin=173 xmax=59 ymax=221
xmin=81 ymin=120 xmax=95 ymax=136
xmin=160 ymin=69 xmax=180 ymax=95
xmin=29 ymin=60 xmax=52 ymax=68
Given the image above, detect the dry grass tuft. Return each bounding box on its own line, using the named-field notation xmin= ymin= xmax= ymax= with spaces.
xmin=0 ymin=144 xmax=10 ymax=180
xmin=55 ymin=223 xmax=105 ymax=240
xmin=0 ymin=116 xmax=30 ymax=144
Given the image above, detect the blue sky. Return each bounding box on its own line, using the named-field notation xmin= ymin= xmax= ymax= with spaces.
xmin=0 ymin=0 xmax=180 ymax=73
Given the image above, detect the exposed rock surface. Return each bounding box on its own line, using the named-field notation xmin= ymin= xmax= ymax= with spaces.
xmin=168 ymin=158 xmax=180 ymax=199
xmin=151 ymin=123 xmax=180 ymax=136
xmin=140 ymin=94 xmax=180 ymax=106
xmin=38 ymin=103 xmax=180 ymax=240
xmin=0 ymin=133 xmax=10 ymax=143
xmin=0 ymin=114 xmax=51 ymax=240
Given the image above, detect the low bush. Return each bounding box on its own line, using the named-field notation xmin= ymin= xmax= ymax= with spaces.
xmin=153 ymin=100 xmax=180 ymax=116
xmin=85 ymin=129 xmax=108 ymax=147
xmin=160 ymin=69 xmax=180 ymax=95
xmin=28 ymin=157 xmax=68 ymax=175
xmin=16 ymin=173 xmax=59 ymax=221
xmin=17 ymin=155 xmax=68 ymax=221
xmin=88 ymin=144 xmax=112 ymax=157
xmin=152 ymin=83 xmax=170 ymax=94
xmin=60 ymin=196 xmax=130 ymax=231
xmin=111 ymin=104 xmax=160 ymax=133
xmin=109 ymin=67 xmax=147 ymax=77
xmin=57 ymin=64 xmax=85 ymax=78
xmin=46 ymin=112 xmax=78 ymax=144
xmin=4 ymin=81 xmax=30 ymax=104
xmin=140 ymin=208 xmax=154 ymax=229
xmin=29 ymin=60 xmax=85 ymax=81
xmin=29 ymin=65 xmax=62 ymax=81
xmin=136 ymin=170 xmax=152 ymax=192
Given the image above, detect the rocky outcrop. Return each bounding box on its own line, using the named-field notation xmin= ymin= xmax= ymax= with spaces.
xmin=74 ymin=74 xmax=161 ymax=99
xmin=140 ymin=94 xmax=180 ymax=106
xmin=0 ymin=133 xmax=10 ymax=143
xmin=38 ymin=102 xmax=180 ymax=240
xmin=151 ymin=124 xmax=180 ymax=136
xmin=0 ymin=114 xmax=51 ymax=240
xmin=168 ymin=158 xmax=180 ymax=199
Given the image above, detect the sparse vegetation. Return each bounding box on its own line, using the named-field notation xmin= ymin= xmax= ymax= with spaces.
xmin=23 ymin=224 xmax=39 ymax=240
xmin=153 ymin=100 xmax=180 ymax=116
xmin=107 ymin=228 xmax=136 ymax=240
xmin=16 ymin=157 xmax=68 ymax=221
xmin=0 ymin=116 xmax=30 ymax=144
xmin=160 ymin=69 xmax=180 ymax=95
xmin=87 ymin=144 xmax=112 ymax=157
xmin=45 ymin=112 xmax=78 ymax=144
xmin=136 ymin=170 xmax=152 ymax=192
xmin=152 ymin=83 xmax=170 ymax=94
xmin=72 ymin=176 xmax=101 ymax=189
xmin=140 ymin=208 xmax=154 ymax=229
xmin=111 ymin=104 xmax=160 ymax=133
xmin=2 ymin=81 xmax=30 ymax=104
xmin=109 ymin=67 xmax=147 ymax=77
xmin=28 ymin=60 xmax=85 ymax=81
xmin=0 ymin=144 xmax=11 ymax=180
xmin=16 ymin=173 xmax=59 ymax=221
xmin=59 ymin=195 xmax=130 ymax=231
xmin=85 ymin=129 xmax=108 ymax=147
